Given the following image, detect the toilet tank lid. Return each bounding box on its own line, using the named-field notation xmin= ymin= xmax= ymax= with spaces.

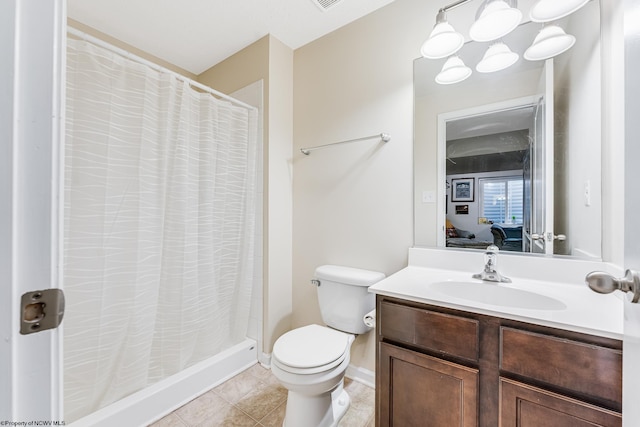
xmin=315 ymin=265 xmax=385 ymax=287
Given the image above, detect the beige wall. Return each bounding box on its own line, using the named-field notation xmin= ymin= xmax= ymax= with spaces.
xmin=292 ymin=0 xmax=425 ymax=372
xmin=198 ymin=36 xmax=270 ymax=94
xmin=199 ymin=36 xmax=294 ymax=357
xmin=264 ymin=36 xmax=294 ymax=356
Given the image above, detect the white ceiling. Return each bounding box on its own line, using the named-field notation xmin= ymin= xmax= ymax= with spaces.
xmin=67 ymin=0 xmax=396 ymax=75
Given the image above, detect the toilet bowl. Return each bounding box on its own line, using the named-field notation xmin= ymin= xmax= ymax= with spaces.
xmin=270 ymin=265 xmax=386 ymax=427
xmin=272 ymin=324 xmax=355 ymax=427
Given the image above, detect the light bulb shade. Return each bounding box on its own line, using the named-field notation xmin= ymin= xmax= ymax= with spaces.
xmin=435 ymin=56 xmax=472 ymax=85
xmin=524 ymin=25 xmax=576 ymax=61
xmin=421 ymin=13 xmax=464 ymax=59
xmin=476 ymin=42 xmax=519 ymax=73
xmin=469 ymin=0 xmax=523 ymax=42
xmin=530 ymin=0 xmax=589 ymax=22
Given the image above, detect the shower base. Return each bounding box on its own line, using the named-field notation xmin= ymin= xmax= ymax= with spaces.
xmin=69 ymin=338 xmax=257 ymax=427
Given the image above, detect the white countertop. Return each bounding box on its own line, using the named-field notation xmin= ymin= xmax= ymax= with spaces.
xmin=369 ymin=248 xmax=624 ymax=340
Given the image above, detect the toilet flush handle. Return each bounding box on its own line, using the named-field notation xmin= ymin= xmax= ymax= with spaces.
xmin=310 ymin=279 xmax=321 ymax=287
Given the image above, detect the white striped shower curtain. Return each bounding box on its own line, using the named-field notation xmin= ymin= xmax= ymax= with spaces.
xmin=64 ymin=38 xmax=258 ymax=422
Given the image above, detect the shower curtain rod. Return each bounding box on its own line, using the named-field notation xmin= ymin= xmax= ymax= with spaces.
xmin=66 ymin=26 xmax=258 ymax=112
xmin=300 ymin=133 xmax=391 ymax=155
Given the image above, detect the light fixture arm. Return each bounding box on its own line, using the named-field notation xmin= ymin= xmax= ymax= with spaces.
xmin=440 ymin=0 xmax=473 ymax=14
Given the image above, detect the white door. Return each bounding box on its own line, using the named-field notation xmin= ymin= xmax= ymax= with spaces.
xmin=622 ymin=0 xmax=640 ymax=425
xmin=527 ymin=59 xmax=555 ymax=255
xmin=0 ymin=0 xmax=65 ymax=422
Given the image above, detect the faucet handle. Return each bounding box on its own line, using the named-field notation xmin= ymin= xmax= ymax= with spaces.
xmin=484 ymin=245 xmax=500 ymax=271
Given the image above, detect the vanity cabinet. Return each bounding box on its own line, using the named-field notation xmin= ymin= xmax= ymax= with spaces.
xmin=376 ymin=296 xmax=622 ymax=427
xmin=378 ymin=343 xmax=478 ymax=426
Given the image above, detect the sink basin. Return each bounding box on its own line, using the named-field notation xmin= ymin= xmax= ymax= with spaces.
xmin=429 ymin=281 xmax=567 ymax=311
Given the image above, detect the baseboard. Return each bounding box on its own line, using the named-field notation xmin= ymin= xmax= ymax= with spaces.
xmin=259 ymin=351 xmax=271 ymax=368
xmin=345 ymin=364 xmax=375 ymax=389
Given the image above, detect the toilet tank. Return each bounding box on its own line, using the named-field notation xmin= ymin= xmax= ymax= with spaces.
xmin=314 ymin=265 xmax=385 ymax=334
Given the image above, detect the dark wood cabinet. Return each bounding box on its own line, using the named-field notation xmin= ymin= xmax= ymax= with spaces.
xmin=500 ymin=378 xmax=621 ymax=427
xmin=376 ymin=296 xmax=622 ymax=427
xmin=378 ymin=342 xmax=478 ymax=427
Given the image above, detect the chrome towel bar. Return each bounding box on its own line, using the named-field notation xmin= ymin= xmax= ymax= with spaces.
xmin=300 ymin=133 xmax=390 ymax=155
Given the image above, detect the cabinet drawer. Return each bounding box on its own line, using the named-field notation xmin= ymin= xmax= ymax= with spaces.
xmin=379 ymin=300 xmax=479 ymax=361
xmin=500 ymin=327 xmax=622 ymax=405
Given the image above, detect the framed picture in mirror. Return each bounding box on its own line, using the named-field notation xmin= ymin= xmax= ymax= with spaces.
xmin=455 ymin=205 xmax=469 ymax=215
xmin=451 ymin=178 xmax=474 ymax=202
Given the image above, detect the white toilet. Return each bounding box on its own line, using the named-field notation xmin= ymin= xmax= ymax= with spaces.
xmin=271 ymin=265 xmax=385 ymax=427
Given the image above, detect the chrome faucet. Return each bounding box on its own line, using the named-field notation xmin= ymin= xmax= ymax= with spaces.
xmin=472 ymin=244 xmax=511 ymax=283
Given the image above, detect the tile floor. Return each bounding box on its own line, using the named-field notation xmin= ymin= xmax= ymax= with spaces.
xmin=150 ymin=363 xmax=375 ymax=427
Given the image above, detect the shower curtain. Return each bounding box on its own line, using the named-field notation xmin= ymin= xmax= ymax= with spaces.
xmin=63 ymin=38 xmax=258 ymax=422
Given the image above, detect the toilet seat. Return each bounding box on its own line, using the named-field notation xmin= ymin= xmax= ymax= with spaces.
xmin=273 ymin=324 xmax=351 ymax=375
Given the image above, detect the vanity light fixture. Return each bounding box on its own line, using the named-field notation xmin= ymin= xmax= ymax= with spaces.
xmin=529 ymin=0 xmax=590 ymax=22
xmin=421 ymin=9 xmax=465 ymax=59
xmin=469 ymin=0 xmax=522 ymax=42
xmin=476 ymin=42 xmax=519 ymax=72
xmin=424 ymin=0 xmax=584 ymax=84
xmin=524 ymin=25 xmax=576 ymax=61
xmin=435 ymin=55 xmax=472 ymax=85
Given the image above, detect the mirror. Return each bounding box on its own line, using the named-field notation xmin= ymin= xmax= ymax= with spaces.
xmin=414 ymin=0 xmax=602 ymax=259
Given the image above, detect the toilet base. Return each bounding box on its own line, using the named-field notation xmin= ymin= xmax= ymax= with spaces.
xmin=282 ymin=379 xmax=350 ymax=427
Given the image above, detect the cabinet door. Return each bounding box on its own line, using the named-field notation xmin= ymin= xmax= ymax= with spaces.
xmin=377 ymin=342 xmax=478 ymax=427
xmin=499 ymin=378 xmax=621 ymax=427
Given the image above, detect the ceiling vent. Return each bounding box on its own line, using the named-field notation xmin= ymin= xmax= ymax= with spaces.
xmin=312 ymin=0 xmax=343 ymax=11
